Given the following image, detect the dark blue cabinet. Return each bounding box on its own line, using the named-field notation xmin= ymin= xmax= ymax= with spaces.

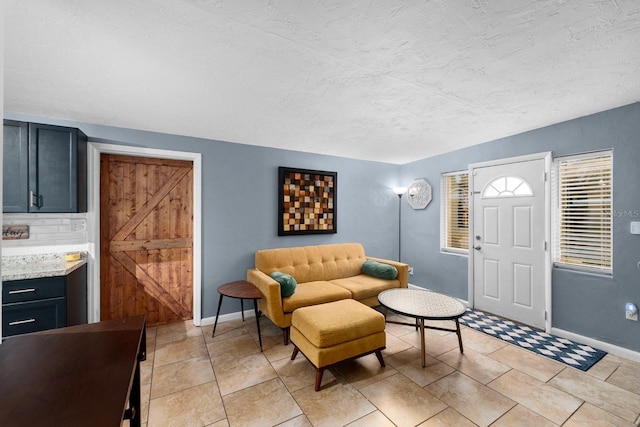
xmin=2 ymin=264 xmax=87 ymax=339
xmin=2 ymin=120 xmax=87 ymax=213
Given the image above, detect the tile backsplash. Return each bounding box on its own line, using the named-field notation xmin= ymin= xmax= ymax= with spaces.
xmin=2 ymin=213 xmax=89 ymax=251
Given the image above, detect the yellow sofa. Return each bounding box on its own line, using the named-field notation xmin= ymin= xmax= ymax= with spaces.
xmin=246 ymin=242 xmax=408 ymax=344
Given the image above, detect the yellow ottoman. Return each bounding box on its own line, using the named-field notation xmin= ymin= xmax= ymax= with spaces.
xmin=290 ymin=299 xmax=386 ymax=391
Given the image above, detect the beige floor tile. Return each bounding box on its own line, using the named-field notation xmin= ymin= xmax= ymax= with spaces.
xmin=437 ymin=347 xmax=511 ymax=384
xmin=491 ymin=404 xmax=559 ymax=427
xmin=147 ymin=381 xmax=225 ymax=427
xmin=214 ymin=352 xmax=277 ymax=395
xmin=346 ymin=410 xmax=395 ymax=426
xmin=155 ymin=319 xmax=203 ymax=345
xmin=207 ymin=321 xmax=251 ymax=344
xmin=293 ymin=382 xmax=376 ymax=427
xmin=459 ymin=327 xmax=508 ymax=354
xmin=587 ymin=354 xmax=624 ymax=381
xmin=150 ymin=356 xmax=215 ymax=399
xmin=400 ymin=329 xmax=460 ymax=357
xmin=271 ymin=354 xmax=336 ymax=392
xmin=223 ymin=378 xmax=302 ymax=427
xmin=209 ymin=419 xmax=230 ymax=427
xmin=360 ymin=373 xmax=447 ymax=427
xmin=207 ymin=333 xmax=260 ymax=365
xmin=140 ymin=358 xmax=154 ymax=387
xmin=488 ymin=369 xmax=582 ymax=425
xmin=563 ymin=402 xmax=636 ymax=427
xmin=381 ymin=331 xmax=413 ymax=357
xmin=549 ymin=368 xmax=640 ymax=422
xmin=154 ymin=335 xmax=208 ymax=367
xmin=488 ymin=344 xmax=565 ymax=382
xmin=426 ymin=371 xmax=516 ymax=427
xmin=606 ymin=362 xmax=640 ymax=394
xmin=335 ymin=355 xmax=397 ymax=389
xmin=141 ymin=382 xmax=151 ymax=424
xmin=275 ymin=414 xmax=312 ymax=426
xmin=263 ymin=340 xmax=297 ymax=363
xmin=385 ymin=347 xmax=454 ymax=387
xmin=417 ymin=407 xmax=476 ymax=426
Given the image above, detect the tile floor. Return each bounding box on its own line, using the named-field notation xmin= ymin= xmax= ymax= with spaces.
xmin=134 ymin=313 xmax=640 ymax=427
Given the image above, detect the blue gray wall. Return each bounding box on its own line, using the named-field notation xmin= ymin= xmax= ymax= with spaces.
xmin=6 ymin=102 xmax=640 ymax=353
xmin=4 ymin=112 xmax=402 ymax=319
xmin=400 ymin=102 xmax=640 ymax=352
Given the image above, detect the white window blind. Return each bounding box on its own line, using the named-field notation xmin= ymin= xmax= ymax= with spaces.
xmin=441 ymin=172 xmax=469 ymax=252
xmin=555 ymin=152 xmax=612 ymax=272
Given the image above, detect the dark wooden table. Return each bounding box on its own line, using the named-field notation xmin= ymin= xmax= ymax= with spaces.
xmin=213 ymin=280 xmax=263 ymax=350
xmin=0 ymin=315 xmax=146 ymax=427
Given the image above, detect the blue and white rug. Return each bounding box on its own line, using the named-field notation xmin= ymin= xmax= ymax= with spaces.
xmin=459 ymin=309 xmax=607 ymax=371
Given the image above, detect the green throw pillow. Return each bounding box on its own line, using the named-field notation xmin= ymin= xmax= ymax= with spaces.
xmin=270 ymin=272 xmax=297 ymax=297
xmin=362 ymin=260 xmax=398 ymax=280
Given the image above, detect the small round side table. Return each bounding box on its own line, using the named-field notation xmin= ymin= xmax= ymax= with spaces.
xmin=212 ymin=280 xmax=263 ymax=351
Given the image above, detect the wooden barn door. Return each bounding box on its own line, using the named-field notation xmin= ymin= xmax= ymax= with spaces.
xmin=100 ymin=154 xmax=194 ymax=326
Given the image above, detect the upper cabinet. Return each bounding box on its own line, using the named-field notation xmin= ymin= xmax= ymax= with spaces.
xmin=3 ymin=120 xmax=88 ymax=213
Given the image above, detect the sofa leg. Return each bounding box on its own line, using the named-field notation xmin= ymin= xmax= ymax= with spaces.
xmin=315 ymin=367 xmax=325 ymax=391
xmin=282 ymin=327 xmax=290 ymax=345
xmin=291 ymin=346 xmax=299 ymax=361
xmin=374 ymin=349 xmax=385 ymax=368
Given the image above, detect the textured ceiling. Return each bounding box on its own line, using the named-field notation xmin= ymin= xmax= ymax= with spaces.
xmin=4 ymin=1 xmax=640 ymax=164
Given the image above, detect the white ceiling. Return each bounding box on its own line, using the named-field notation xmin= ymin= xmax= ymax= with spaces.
xmin=4 ymin=1 xmax=640 ymax=164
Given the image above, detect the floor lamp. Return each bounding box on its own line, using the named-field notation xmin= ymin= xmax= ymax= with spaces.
xmin=393 ymin=186 xmax=407 ymax=262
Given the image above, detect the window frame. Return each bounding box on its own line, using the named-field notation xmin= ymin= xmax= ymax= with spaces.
xmin=551 ymin=150 xmax=613 ymax=275
xmin=440 ymin=170 xmax=469 ymax=255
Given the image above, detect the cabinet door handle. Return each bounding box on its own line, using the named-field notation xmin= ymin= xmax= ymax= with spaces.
xmin=29 ymin=191 xmax=43 ymax=208
xmin=8 ymin=288 xmax=36 ymax=294
xmin=9 ymin=318 xmax=36 ymax=326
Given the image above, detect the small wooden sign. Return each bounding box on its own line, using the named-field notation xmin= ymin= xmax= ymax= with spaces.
xmin=2 ymin=225 xmax=30 ymax=240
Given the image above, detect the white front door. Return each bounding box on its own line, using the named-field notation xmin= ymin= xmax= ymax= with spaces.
xmin=471 ymin=157 xmax=547 ymax=328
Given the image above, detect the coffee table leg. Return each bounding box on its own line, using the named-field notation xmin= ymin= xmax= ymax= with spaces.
xmin=241 ymin=299 xmax=245 ymax=321
xmin=254 ymin=298 xmax=263 ymax=351
xmin=455 ymin=319 xmax=464 ymax=353
xmin=212 ymin=294 xmax=224 ymax=337
xmin=419 ymin=318 xmax=426 ymax=367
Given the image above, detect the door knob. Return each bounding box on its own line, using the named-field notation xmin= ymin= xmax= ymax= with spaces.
xmin=474 ymin=245 xmax=481 ymax=250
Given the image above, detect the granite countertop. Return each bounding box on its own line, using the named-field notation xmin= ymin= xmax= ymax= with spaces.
xmin=2 ymin=252 xmax=88 ymax=281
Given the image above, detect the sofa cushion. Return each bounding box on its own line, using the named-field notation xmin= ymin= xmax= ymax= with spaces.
xmin=282 ymin=281 xmax=351 ymax=313
xmin=362 ymin=260 xmax=398 ymax=280
xmin=255 ymin=243 xmax=367 ymax=284
xmin=330 ymin=274 xmax=401 ymax=301
xmin=270 ymin=272 xmax=297 ymax=297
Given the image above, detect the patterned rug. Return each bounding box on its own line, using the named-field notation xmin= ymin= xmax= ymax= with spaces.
xmin=459 ymin=309 xmax=607 ymax=371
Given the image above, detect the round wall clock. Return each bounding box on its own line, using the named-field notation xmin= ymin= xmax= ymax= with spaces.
xmin=406 ymin=178 xmax=432 ymax=210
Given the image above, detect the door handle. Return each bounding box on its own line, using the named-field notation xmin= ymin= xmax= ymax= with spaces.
xmin=474 ymin=245 xmax=481 ymax=251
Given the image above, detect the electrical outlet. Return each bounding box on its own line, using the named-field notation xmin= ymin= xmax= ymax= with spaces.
xmin=408 ymin=267 xmax=414 ymax=275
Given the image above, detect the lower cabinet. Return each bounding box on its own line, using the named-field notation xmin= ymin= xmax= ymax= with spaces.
xmin=2 ymin=264 xmax=87 ymax=339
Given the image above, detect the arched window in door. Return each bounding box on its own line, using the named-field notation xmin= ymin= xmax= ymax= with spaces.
xmin=482 ymin=176 xmax=533 ymax=198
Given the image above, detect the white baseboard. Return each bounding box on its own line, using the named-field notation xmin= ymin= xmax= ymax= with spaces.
xmin=200 ymin=309 xmax=257 ymax=327
xmin=550 ymin=327 xmax=640 ymax=363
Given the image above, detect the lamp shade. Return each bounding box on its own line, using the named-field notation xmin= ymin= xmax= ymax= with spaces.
xmin=393 ymin=186 xmax=408 ymax=196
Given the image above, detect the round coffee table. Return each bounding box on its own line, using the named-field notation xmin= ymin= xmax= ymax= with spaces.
xmin=212 ymin=280 xmax=263 ymax=351
xmin=378 ymin=288 xmax=466 ymax=367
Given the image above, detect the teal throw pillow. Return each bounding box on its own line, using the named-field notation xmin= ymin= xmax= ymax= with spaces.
xmin=270 ymin=272 xmax=297 ymax=297
xmin=362 ymin=260 xmax=398 ymax=280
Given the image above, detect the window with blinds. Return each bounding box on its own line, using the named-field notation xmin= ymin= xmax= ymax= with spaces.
xmin=441 ymin=172 xmax=469 ymax=252
xmin=554 ymin=152 xmax=612 ymax=272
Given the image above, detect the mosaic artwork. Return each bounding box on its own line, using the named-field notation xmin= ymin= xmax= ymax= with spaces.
xmin=278 ymin=167 xmax=337 ymax=236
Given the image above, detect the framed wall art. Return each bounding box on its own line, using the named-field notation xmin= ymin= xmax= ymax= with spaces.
xmin=278 ymin=167 xmax=337 ymax=236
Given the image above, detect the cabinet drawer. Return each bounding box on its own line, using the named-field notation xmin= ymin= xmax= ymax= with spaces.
xmin=2 ymin=276 xmax=65 ymax=303
xmin=2 ymin=298 xmax=66 ymax=338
